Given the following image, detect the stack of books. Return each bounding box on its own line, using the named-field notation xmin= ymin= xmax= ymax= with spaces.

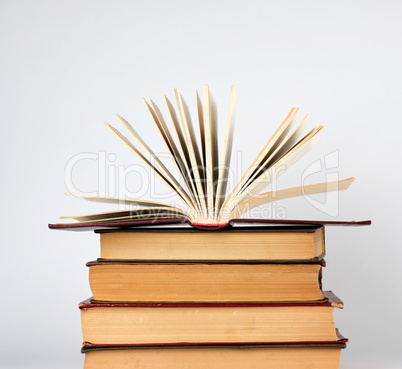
xmin=78 ymin=223 xmax=349 ymax=369
xmin=50 ymin=86 xmax=370 ymax=368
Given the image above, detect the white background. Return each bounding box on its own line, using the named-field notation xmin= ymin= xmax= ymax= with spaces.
xmin=1 ymin=1 xmax=401 ymax=368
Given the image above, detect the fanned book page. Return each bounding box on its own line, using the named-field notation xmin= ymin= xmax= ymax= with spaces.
xmin=57 ymin=86 xmax=356 ymax=227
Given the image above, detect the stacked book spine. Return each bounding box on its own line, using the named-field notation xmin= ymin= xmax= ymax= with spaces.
xmin=79 ymin=225 xmax=347 ymax=369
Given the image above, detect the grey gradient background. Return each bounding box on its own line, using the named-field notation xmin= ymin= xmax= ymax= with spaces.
xmin=1 ymin=1 xmax=401 ymax=368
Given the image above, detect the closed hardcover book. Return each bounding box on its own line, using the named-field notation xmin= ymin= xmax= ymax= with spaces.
xmin=82 ymin=331 xmax=347 ymax=369
xmin=80 ymin=291 xmax=343 ymax=346
xmin=87 ymin=260 xmax=326 ymax=303
xmin=95 ymin=225 xmax=326 ymax=262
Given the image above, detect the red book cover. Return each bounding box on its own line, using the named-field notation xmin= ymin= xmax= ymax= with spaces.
xmin=49 ymin=217 xmax=371 ymax=231
xmin=79 ymin=291 xmax=343 ymax=310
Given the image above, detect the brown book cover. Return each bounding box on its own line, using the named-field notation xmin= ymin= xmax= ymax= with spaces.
xmin=79 ymin=291 xmax=343 ymax=310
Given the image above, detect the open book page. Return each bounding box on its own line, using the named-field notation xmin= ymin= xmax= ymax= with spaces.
xmin=234 ymin=125 xmax=324 ymax=207
xmin=175 ymin=89 xmax=208 ymax=220
xmin=163 ymin=93 xmax=202 ymax=213
xmin=63 ymin=193 xmax=186 ymax=208
xmin=63 ymin=193 xmax=191 ymax=216
xmin=104 ymin=122 xmax=194 ymax=210
xmin=58 ymin=213 xmax=188 ymax=225
xmin=144 ymin=99 xmax=199 ymax=210
xmin=59 ymin=194 xmax=193 ymax=223
xmin=196 ymin=91 xmax=206 ymax=170
xmin=238 ymin=114 xmax=309 ymax=195
xmin=229 ymin=178 xmax=355 ymax=219
xmin=203 ymin=85 xmax=219 ymax=218
xmin=218 ymin=125 xmax=325 ymax=223
xmin=215 ymin=86 xmax=237 ymax=212
xmin=238 ymin=109 xmax=303 ymax=195
xmin=220 ymin=108 xmax=299 ymax=216
xmin=60 ymin=207 xmax=191 ymax=222
xmin=112 ymin=114 xmax=195 ymax=210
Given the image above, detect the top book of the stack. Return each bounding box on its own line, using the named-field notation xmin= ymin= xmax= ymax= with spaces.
xmin=53 ymin=86 xmax=360 ymax=229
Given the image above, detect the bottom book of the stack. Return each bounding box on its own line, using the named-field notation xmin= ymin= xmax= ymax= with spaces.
xmin=82 ymin=336 xmax=347 ymax=369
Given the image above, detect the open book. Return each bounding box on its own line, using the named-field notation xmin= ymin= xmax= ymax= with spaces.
xmin=60 ymin=86 xmax=355 ymax=227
